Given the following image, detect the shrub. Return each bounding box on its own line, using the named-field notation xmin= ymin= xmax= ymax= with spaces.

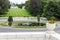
xmin=8 ymin=16 xmax=13 ymax=26
xmin=29 ymin=22 xmax=38 ymax=26
xmin=40 ymin=23 xmax=46 ymax=26
xmin=18 ymin=22 xmax=39 ymax=26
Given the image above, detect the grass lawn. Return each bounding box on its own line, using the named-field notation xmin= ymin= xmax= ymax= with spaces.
xmin=0 ymin=23 xmax=8 ymax=26
xmin=0 ymin=8 xmax=31 ymax=17
xmin=14 ymin=26 xmax=46 ymax=28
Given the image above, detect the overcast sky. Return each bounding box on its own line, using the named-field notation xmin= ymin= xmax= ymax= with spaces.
xmin=9 ymin=0 xmax=27 ymax=4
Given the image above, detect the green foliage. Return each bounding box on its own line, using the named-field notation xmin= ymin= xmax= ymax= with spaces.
xmin=25 ymin=1 xmax=30 ymax=11
xmin=25 ymin=0 xmax=60 ymax=20
xmin=0 ymin=0 xmax=10 ymax=15
xmin=45 ymin=1 xmax=60 ymax=20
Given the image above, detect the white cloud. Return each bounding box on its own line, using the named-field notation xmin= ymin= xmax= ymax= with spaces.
xmin=9 ymin=0 xmax=27 ymax=4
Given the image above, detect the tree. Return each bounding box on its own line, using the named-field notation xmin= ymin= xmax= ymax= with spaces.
xmin=45 ymin=1 xmax=60 ymax=20
xmin=0 ymin=0 xmax=10 ymax=15
xmin=28 ymin=0 xmax=43 ymax=16
xmin=25 ymin=0 xmax=46 ymax=17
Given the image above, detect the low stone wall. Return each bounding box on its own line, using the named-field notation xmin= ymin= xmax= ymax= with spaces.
xmin=0 ymin=32 xmax=45 ymax=40
xmin=45 ymin=32 xmax=60 ymax=40
xmin=50 ymin=33 xmax=60 ymax=40
xmin=0 ymin=32 xmax=60 ymax=40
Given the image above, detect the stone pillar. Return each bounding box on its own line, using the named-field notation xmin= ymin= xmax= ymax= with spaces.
xmin=45 ymin=22 xmax=56 ymax=40
xmin=46 ymin=22 xmax=56 ymax=33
